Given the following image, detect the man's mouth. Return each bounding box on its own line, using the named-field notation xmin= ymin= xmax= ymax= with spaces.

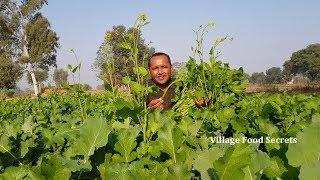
xmin=157 ymin=75 xmax=166 ymax=81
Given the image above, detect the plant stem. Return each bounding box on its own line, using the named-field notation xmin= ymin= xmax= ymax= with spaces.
xmin=161 ymin=79 xmax=182 ymax=100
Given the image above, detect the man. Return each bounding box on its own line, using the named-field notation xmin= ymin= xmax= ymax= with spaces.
xmin=147 ymin=52 xmax=205 ymax=111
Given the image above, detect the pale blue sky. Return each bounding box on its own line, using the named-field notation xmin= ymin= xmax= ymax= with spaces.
xmin=19 ymin=0 xmax=320 ymax=89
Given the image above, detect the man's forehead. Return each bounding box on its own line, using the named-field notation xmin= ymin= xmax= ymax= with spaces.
xmin=150 ymin=55 xmax=170 ymax=64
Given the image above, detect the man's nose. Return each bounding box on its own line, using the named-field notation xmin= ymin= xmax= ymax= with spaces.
xmin=158 ymin=68 xmax=164 ymax=74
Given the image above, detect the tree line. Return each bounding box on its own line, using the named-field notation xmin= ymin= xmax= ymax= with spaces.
xmin=248 ymin=44 xmax=320 ymax=84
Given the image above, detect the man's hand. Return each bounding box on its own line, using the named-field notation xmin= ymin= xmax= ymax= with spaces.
xmin=148 ymin=98 xmax=164 ymax=110
xmin=195 ymin=98 xmax=207 ymax=108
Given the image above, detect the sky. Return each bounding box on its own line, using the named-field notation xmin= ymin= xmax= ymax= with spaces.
xmin=18 ymin=0 xmax=320 ymax=89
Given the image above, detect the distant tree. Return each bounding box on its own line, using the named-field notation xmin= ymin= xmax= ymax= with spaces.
xmin=93 ymin=25 xmax=155 ymax=84
xmin=53 ymin=68 xmax=68 ymax=87
xmin=283 ymin=44 xmax=320 ymax=82
xmin=265 ymin=67 xmax=283 ymax=84
xmin=27 ymin=70 xmax=48 ymax=85
xmin=243 ymin=72 xmax=251 ymax=82
xmin=250 ymin=72 xmax=266 ymax=84
xmin=73 ymin=83 xmax=92 ymax=91
xmin=0 ymin=53 xmax=23 ymax=89
xmin=0 ymin=0 xmax=59 ymax=95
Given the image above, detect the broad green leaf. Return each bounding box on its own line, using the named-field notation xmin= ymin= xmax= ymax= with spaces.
xmin=68 ymin=118 xmax=111 ymax=162
xmin=99 ymin=163 xmax=132 ymax=180
xmin=188 ymin=120 xmax=203 ymax=136
xmin=243 ymin=150 xmax=271 ymax=180
xmin=155 ymin=119 xmax=183 ymax=163
xmin=133 ymin=67 xmax=148 ymax=76
xmin=0 ymin=121 xmax=20 ymax=139
xmin=130 ymin=81 xmax=142 ymax=94
xmin=22 ymin=116 xmax=34 ymax=134
xmin=213 ymin=143 xmax=255 ymax=180
xmin=0 ymin=165 xmax=30 ymax=179
xmin=0 ymin=134 xmax=11 ymax=153
xmin=52 ymin=123 xmax=79 ymax=145
xmin=112 ymin=117 xmax=131 ymax=130
xmin=112 ymin=127 xmax=140 ymax=163
xmin=216 ymin=107 xmax=235 ymax=122
xmin=263 ymin=157 xmax=287 ymax=179
xmin=168 ymin=162 xmax=193 ymax=179
xmin=31 ymin=154 xmax=71 ymax=180
xmin=193 ymin=147 xmax=224 ymax=180
xmin=20 ymin=138 xmax=35 ymax=158
xmin=286 ymin=118 xmax=320 ymax=167
xmin=299 ymin=161 xmax=320 ymax=180
xmin=117 ymin=42 xmax=132 ymax=51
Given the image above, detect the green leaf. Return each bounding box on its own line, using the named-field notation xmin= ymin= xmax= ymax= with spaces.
xmin=0 ymin=165 xmax=30 ymax=179
xmin=112 ymin=127 xmax=140 ymax=163
xmin=194 ymin=90 xmax=205 ymax=99
xmin=122 ymin=76 xmax=131 ymax=85
xmin=130 ymin=81 xmax=142 ymax=94
xmin=299 ymin=161 xmax=320 ymax=180
xmin=286 ymin=118 xmax=320 ymax=167
xmin=72 ymin=66 xmax=78 ymax=73
xmin=188 ymin=120 xmax=203 ymax=136
xmin=68 ymin=118 xmax=111 ymax=163
xmin=97 ymin=75 xmax=109 ymax=83
xmin=99 ymin=162 xmax=132 ymax=179
xmin=213 ymin=143 xmax=255 ymax=180
xmin=216 ymin=107 xmax=236 ymax=122
xmin=155 ymin=119 xmax=183 ymax=163
xmin=168 ymin=162 xmax=193 ymax=179
xmin=52 ymin=123 xmax=79 ymax=145
xmin=138 ymin=67 xmax=148 ymax=76
xmin=263 ymin=156 xmax=287 ymax=179
xmin=193 ymin=147 xmax=224 ymax=180
xmin=0 ymin=133 xmax=11 ymax=153
xmin=112 ymin=117 xmax=131 ymax=130
xmin=22 ymin=116 xmax=34 ymax=134
xmin=20 ymin=138 xmax=35 ymax=158
xmin=243 ymin=150 xmax=271 ymax=180
xmin=117 ymin=42 xmax=132 ymax=51
xmin=67 ymin=64 xmax=72 ymax=70
xmin=31 ymin=154 xmax=71 ymax=180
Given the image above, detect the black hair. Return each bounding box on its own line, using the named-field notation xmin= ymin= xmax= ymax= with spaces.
xmin=148 ymin=52 xmax=172 ymax=68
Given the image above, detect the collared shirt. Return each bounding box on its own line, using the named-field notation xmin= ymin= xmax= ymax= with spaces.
xmin=146 ymin=78 xmax=176 ymax=110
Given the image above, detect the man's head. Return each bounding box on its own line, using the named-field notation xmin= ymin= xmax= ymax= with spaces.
xmin=148 ymin=52 xmax=173 ymax=87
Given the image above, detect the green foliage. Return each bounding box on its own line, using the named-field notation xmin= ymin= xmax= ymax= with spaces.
xmin=250 ymin=72 xmax=266 ymax=84
xmin=265 ymin=67 xmax=283 ymax=84
xmin=21 ymin=14 xmax=59 ymax=70
xmin=53 ymin=68 xmax=68 ymax=87
xmin=1 ymin=0 xmax=58 ymax=95
xmin=0 ymin=54 xmax=23 ymax=89
xmin=94 ymin=24 xmax=155 ymax=84
xmin=213 ymin=143 xmax=257 ymax=180
xmin=286 ymin=114 xmax=320 ymax=168
xmin=26 ymin=69 xmax=48 ymax=85
xmin=283 ymin=43 xmax=320 ymax=81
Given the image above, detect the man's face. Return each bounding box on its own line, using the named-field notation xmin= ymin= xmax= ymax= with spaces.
xmin=148 ymin=55 xmax=173 ymax=86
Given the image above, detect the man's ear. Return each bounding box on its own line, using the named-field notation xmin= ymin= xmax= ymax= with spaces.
xmin=171 ymin=65 xmax=174 ymax=74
